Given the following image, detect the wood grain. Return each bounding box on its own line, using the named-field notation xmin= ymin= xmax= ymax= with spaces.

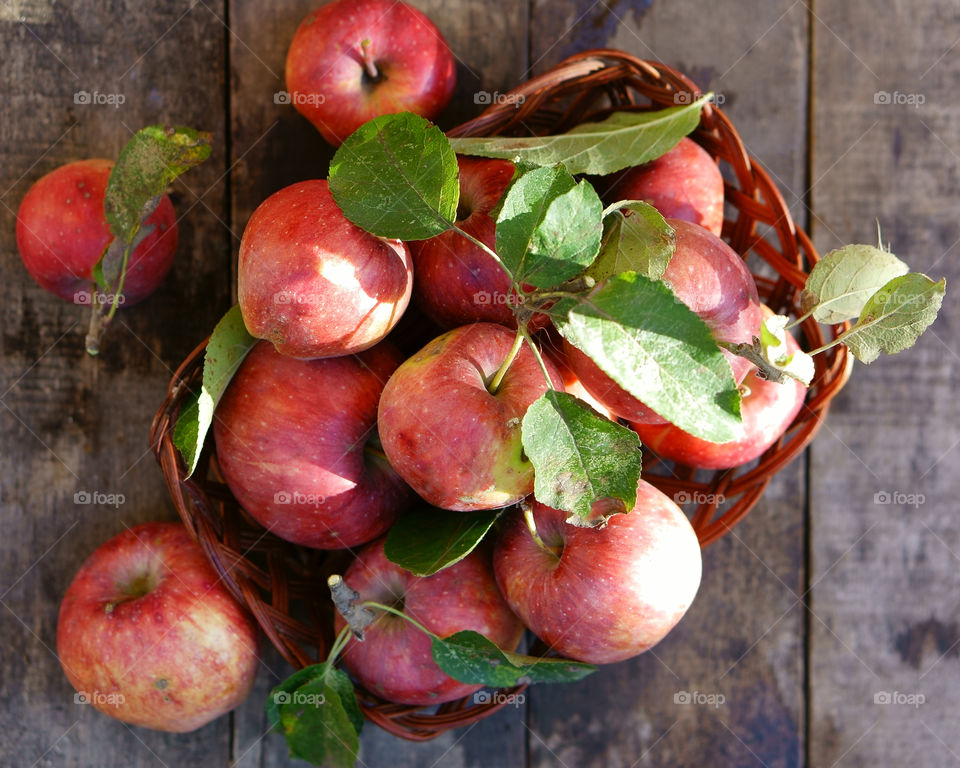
xmin=525 ymin=2 xmax=810 ymax=766
xmin=0 ymin=1 xmax=233 ymax=766
xmin=808 ymin=1 xmax=960 ymax=765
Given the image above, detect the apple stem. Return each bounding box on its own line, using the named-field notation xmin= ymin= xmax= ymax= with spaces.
xmin=523 ymin=503 xmax=561 ymax=557
xmin=489 ymin=331 xmax=524 ymax=394
xmin=328 ymin=575 xmax=377 ymax=641
xmin=359 ymin=39 xmax=379 ymax=80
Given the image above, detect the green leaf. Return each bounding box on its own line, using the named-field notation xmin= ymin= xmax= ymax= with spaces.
xmin=587 ymin=201 xmax=675 ymax=283
xmin=431 ymin=630 xmax=595 ymax=687
xmin=268 ymin=663 xmax=361 ymax=768
xmin=522 ymin=391 xmax=642 ymax=526
xmin=449 ymin=98 xmax=710 ymax=176
xmin=384 ymin=506 xmax=501 ymax=577
xmin=495 ymin=165 xmax=602 ymax=288
xmin=551 ymin=272 xmax=742 ymax=443
xmin=841 ymin=273 xmax=946 ymax=363
xmin=104 ymin=125 xmax=212 ymax=245
xmin=173 ymin=305 xmax=257 ymax=478
xmin=329 ymin=112 xmax=459 ymax=240
xmin=801 ymin=244 xmax=909 ymax=324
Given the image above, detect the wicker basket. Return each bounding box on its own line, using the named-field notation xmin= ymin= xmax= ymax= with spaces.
xmin=150 ymin=49 xmax=850 ymax=741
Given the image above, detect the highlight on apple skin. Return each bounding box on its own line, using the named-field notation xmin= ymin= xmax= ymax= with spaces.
xmin=237 ymin=179 xmax=413 ymax=360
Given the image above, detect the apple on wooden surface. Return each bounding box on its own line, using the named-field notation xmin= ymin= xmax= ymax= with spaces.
xmin=16 ymin=158 xmax=178 ymax=306
xmin=494 ymin=481 xmax=702 ymax=664
xmin=238 ymin=179 xmax=413 ymax=359
xmin=57 ymin=522 xmax=259 ymax=732
xmin=377 ymin=322 xmax=561 ymax=511
xmin=214 ymin=339 xmax=412 ymax=549
xmin=334 ymin=537 xmax=524 ymax=706
xmin=285 ymin=0 xmax=456 ymax=146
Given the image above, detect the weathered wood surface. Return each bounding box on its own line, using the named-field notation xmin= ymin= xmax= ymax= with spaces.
xmin=808 ymin=2 xmax=960 ymax=766
xmin=0 ymin=1 xmax=953 ymax=766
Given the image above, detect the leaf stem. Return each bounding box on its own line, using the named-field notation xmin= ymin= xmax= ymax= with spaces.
xmin=450 ymin=224 xmax=509 ymax=276
xmin=784 ymin=307 xmax=815 ymax=330
xmin=325 ymin=625 xmax=353 ymax=667
xmin=489 ymin=330 xmax=524 ymax=394
xmin=519 ymin=327 xmax=556 ymax=389
xmin=360 ymin=600 xmax=438 ymax=639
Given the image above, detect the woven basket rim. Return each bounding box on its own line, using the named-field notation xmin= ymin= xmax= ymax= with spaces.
xmin=151 ymin=48 xmax=850 ymax=741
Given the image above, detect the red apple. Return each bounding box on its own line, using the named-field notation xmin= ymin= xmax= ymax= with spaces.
xmin=16 ymin=159 xmax=178 ymax=305
xmin=238 ymin=179 xmax=413 ymax=359
xmin=378 ymin=322 xmax=562 ymax=511
xmin=603 ymin=137 xmax=724 ymax=236
xmin=494 ymin=481 xmax=702 ymax=664
xmin=410 ymin=156 xmax=517 ymax=329
xmin=567 ymin=218 xmax=763 ymax=424
xmin=285 ymin=0 xmax=456 ymax=146
xmin=214 ymin=339 xmax=412 ymax=549
xmin=56 ymin=522 xmax=259 ymax=732
xmin=334 ymin=537 xmax=524 ymax=706
xmin=631 ymin=308 xmax=807 ymax=469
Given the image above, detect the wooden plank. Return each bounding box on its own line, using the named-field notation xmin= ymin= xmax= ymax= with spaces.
xmin=526 ymin=2 xmax=810 ymax=766
xmin=225 ymin=1 xmax=531 ymax=764
xmin=808 ymin=2 xmax=960 ymax=765
xmin=0 ymin=2 xmax=232 ymax=766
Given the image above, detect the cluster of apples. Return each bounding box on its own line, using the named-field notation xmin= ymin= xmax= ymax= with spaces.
xmin=200 ymin=1 xmax=809 ymax=709
xmin=50 ymin=0 xmax=811 ymax=729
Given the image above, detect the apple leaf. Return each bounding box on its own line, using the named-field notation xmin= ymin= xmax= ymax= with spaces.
xmin=172 ymin=305 xmax=257 ymax=478
xmin=384 ymin=506 xmax=501 ymax=577
xmin=801 ymin=244 xmax=909 ymax=324
xmin=495 ymin=165 xmax=603 ymax=289
xmin=104 ymin=124 xmax=212 ymax=244
xmin=450 ymin=97 xmax=709 ymax=176
xmin=551 ymin=272 xmax=743 ymax=443
xmin=329 ymin=112 xmax=459 ymax=241
xmin=431 ymin=630 xmax=595 ymax=687
xmin=840 ymin=273 xmax=946 ymax=363
xmin=267 ymin=663 xmax=361 ymax=768
xmin=587 ymin=200 xmax=675 ymax=283
xmin=522 ymin=391 xmax=642 ymax=527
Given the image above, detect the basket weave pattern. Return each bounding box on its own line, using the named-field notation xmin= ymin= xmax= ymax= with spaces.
xmin=151 ymin=50 xmax=849 ymax=740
